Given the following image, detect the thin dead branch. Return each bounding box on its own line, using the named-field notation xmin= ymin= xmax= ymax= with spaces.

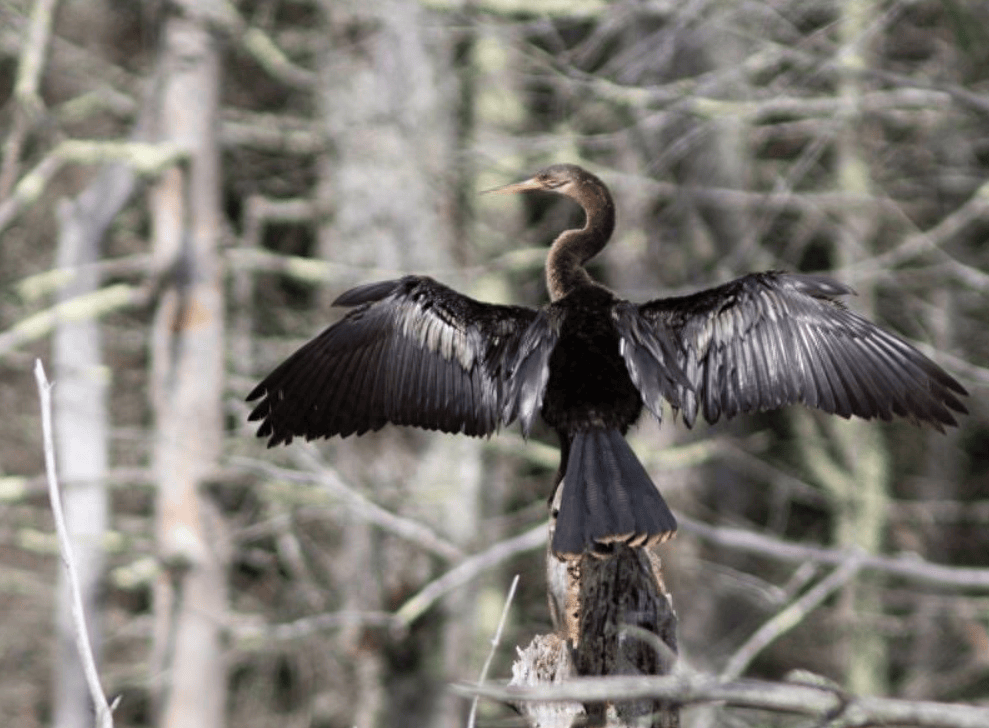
xmin=35 ymin=360 xmax=116 ymax=728
xmin=231 ymin=610 xmax=401 ymax=646
xmin=468 ymin=574 xmax=520 ymax=728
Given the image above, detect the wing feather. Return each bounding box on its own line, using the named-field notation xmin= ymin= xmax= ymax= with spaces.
xmin=501 ymin=309 xmax=561 ymax=437
xmin=362 ymin=334 xmax=391 ymax=432
xmin=703 ymin=341 xmax=723 ymax=423
xmin=631 ymin=271 xmax=966 ymax=428
xmin=247 ymin=276 xmax=542 ymax=445
xmin=612 ymin=301 xmax=690 ymax=423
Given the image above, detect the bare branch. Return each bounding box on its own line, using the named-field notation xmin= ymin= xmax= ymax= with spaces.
xmin=680 ymin=515 xmax=989 ymax=591
xmin=225 ymin=248 xmax=348 ymax=285
xmin=0 ymin=153 xmax=63 ymax=233
xmin=460 ymin=671 xmax=989 ymax=728
xmin=719 ymin=554 xmax=864 ymax=680
xmin=13 ymin=0 xmax=58 ymax=104
xmin=34 ymin=360 xmax=116 ymax=728
xmin=55 ymin=140 xmax=188 ymax=173
xmin=0 ymin=140 xmax=187 ymax=236
xmin=848 ymin=179 xmax=989 ymax=276
xmin=425 ymin=0 xmax=607 ymax=17
xmin=221 ymin=110 xmax=323 ymax=154
xmin=239 ymin=26 xmax=317 ymax=89
xmin=232 ymin=454 xmax=465 ymax=562
xmin=171 ymin=0 xmax=316 ymax=88
xmin=394 ymin=524 xmax=546 ymax=627
xmin=0 ymin=284 xmax=143 ymax=358
xmin=16 ymin=254 xmax=153 ymax=301
xmin=225 ymin=246 xmax=476 ymax=287
xmin=0 ymin=0 xmax=59 ymax=199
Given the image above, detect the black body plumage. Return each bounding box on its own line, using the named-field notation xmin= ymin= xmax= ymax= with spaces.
xmin=248 ymin=163 xmax=968 ymax=556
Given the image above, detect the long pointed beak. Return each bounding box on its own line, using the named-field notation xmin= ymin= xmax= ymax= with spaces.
xmin=481 ymin=177 xmax=543 ymax=195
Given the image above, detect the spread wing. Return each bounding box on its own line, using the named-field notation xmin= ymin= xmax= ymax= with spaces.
xmin=247 ymin=275 xmax=544 ymax=446
xmin=621 ymin=272 xmax=967 ymax=430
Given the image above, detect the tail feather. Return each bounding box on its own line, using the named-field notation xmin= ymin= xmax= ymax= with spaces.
xmin=552 ymin=429 xmax=677 ymax=556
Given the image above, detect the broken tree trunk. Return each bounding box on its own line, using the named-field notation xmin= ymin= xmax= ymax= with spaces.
xmin=511 ymin=508 xmax=680 ymax=728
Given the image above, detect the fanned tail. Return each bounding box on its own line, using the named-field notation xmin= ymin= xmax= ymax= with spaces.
xmin=552 ymin=429 xmax=677 ymax=557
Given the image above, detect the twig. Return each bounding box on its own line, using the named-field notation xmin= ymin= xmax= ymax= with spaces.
xmin=224 ymin=246 xmax=472 ymax=286
xmin=467 ymin=574 xmax=520 ymax=728
xmin=12 ymin=0 xmax=59 ymax=105
xmin=225 ymin=247 xmax=340 ymax=285
xmin=221 ymin=113 xmax=324 ymax=154
xmin=296 ymin=447 xmax=473 ymax=563
xmin=238 ymin=26 xmax=317 ymax=89
xmin=34 ymin=360 xmax=116 ymax=728
xmin=719 ymin=553 xmax=864 ymax=680
xmin=16 ymin=253 xmax=153 ymax=301
xmin=55 ymin=139 xmax=188 ymax=172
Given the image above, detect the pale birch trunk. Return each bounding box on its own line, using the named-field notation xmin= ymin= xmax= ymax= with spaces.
xmin=51 ymin=165 xmax=132 ymax=728
xmin=148 ymin=13 xmax=228 ymax=728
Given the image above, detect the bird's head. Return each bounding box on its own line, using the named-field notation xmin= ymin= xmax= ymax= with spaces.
xmin=483 ymin=163 xmax=590 ymax=201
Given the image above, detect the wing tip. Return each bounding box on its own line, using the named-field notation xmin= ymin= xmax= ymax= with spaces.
xmin=246 ymin=383 xmax=266 ymax=403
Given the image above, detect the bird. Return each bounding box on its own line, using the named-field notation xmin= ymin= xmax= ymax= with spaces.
xmin=247 ymin=163 xmax=968 ymax=557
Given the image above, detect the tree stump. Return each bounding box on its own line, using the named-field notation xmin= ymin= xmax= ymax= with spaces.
xmin=511 ymin=515 xmax=680 ymax=728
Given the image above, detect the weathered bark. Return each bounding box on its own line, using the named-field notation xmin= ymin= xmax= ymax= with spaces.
xmin=517 ymin=543 xmax=680 ymax=728
xmin=511 ymin=633 xmax=582 ymax=728
xmin=148 ymin=12 xmax=227 ymax=728
xmin=575 ymin=548 xmax=680 ymax=728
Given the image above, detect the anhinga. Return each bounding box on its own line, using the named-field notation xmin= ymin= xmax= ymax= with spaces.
xmin=247 ymin=164 xmax=968 ymax=556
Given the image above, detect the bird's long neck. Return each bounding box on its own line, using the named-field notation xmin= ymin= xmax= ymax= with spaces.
xmin=546 ymin=181 xmax=615 ymax=301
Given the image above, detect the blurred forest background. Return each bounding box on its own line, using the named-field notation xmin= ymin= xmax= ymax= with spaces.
xmin=1 ymin=0 xmax=988 ymax=726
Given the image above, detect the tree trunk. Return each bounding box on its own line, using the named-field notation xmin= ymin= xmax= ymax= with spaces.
xmin=51 ymin=161 xmax=135 ymax=728
xmin=316 ymin=1 xmax=481 ymax=725
xmin=148 ymin=12 xmax=227 ymax=728
xmin=829 ymin=0 xmax=891 ymax=696
xmin=516 ymin=544 xmax=680 ymax=728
